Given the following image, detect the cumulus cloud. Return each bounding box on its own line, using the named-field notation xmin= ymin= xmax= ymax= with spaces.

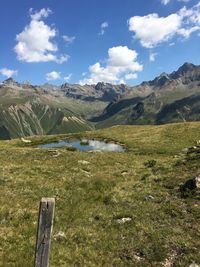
xmin=79 ymin=46 xmax=143 ymax=85
xmin=128 ymin=2 xmax=200 ymax=48
xmin=14 ymin=8 xmax=69 ymax=63
xmin=46 ymin=71 xmax=61 ymax=81
xmin=99 ymin=21 xmax=109 ymax=35
xmin=63 ymin=35 xmax=76 ymax=45
xmin=128 ymin=13 xmax=182 ymax=48
xmin=149 ymin=52 xmax=158 ymax=62
xmin=0 ymin=68 xmax=18 ymax=78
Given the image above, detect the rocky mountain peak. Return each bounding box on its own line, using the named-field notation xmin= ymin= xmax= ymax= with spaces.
xmin=2 ymin=78 xmax=20 ymax=87
xmin=95 ymin=82 xmax=109 ymax=91
xmin=140 ymin=62 xmax=200 ymax=89
xmin=177 ymin=62 xmax=196 ymax=74
xmin=149 ymin=72 xmax=170 ymax=87
xmin=170 ymin=62 xmax=200 ymax=81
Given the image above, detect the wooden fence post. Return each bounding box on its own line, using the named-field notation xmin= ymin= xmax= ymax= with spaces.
xmin=34 ymin=198 xmax=55 ymax=267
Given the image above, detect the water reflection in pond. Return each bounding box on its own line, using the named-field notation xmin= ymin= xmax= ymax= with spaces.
xmin=38 ymin=139 xmax=125 ymax=152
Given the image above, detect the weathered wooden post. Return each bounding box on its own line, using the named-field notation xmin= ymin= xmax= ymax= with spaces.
xmin=34 ymin=198 xmax=55 ymax=267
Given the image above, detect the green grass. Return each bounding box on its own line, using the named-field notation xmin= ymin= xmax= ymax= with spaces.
xmin=0 ymin=122 xmax=200 ymax=266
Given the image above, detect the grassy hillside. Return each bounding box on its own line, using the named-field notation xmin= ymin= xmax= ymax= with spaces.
xmin=0 ymin=122 xmax=200 ymax=266
xmin=0 ymin=91 xmax=97 ymax=139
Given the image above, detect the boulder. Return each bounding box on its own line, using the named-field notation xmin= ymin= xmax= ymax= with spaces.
xmin=181 ymin=175 xmax=200 ymax=191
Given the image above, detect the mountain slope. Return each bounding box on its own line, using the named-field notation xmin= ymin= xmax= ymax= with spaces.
xmin=0 ymin=84 xmax=94 ymax=139
xmin=93 ymin=63 xmax=200 ymax=128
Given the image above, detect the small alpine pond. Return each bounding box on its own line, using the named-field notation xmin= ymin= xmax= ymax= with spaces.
xmin=38 ymin=139 xmax=125 ymax=152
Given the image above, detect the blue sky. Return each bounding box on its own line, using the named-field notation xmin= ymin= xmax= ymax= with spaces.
xmin=0 ymin=0 xmax=199 ymax=85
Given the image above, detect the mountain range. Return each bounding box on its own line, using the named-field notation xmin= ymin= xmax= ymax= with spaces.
xmin=0 ymin=62 xmax=199 ymax=139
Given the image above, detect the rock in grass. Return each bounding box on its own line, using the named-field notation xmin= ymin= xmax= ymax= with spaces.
xmin=196 ymin=175 xmax=200 ymax=188
xmin=78 ymin=160 xmax=90 ymax=165
xmin=181 ymin=175 xmax=200 ymax=191
xmin=54 ymin=231 xmax=66 ymax=241
xmin=189 ymin=263 xmax=199 ymax=267
xmin=144 ymin=195 xmax=154 ymax=200
xmin=21 ymin=137 xmax=31 ymax=143
xmin=116 ymin=217 xmax=132 ymax=224
xmin=47 ymin=149 xmax=61 ymax=157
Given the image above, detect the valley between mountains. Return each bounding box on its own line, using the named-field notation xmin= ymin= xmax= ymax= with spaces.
xmin=0 ymin=62 xmax=200 ymax=139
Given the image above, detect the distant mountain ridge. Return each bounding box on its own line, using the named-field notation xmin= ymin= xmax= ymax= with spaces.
xmin=91 ymin=62 xmax=200 ymax=127
xmin=0 ymin=62 xmax=200 ymax=139
xmin=143 ymin=63 xmax=200 ymax=87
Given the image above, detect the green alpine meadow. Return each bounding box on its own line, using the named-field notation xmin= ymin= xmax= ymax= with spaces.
xmin=1 ymin=122 xmax=200 ymax=266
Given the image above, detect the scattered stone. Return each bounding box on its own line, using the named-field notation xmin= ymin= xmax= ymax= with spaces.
xmin=78 ymin=160 xmax=90 ymax=165
xmin=186 ymin=146 xmax=200 ymax=153
xmin=162 ymin=251 xmax=177 ymax=267
xmin=81 ymin=169 xmax=91 ymax=177
xmin=116 ymin=217 xmax=132 ymax=224
xmin=196 ymin=175 xmax=200 ymax=188
xmin=21 ymin=137 xmax=31 ymax=143
xmin=181 ymin=175 xmax=200 ymax=191
xmin=54 ymin=231 xmax=66 ymax=241
xmin=144 ymin=195 xmax=154 ymax=201
xmin=162 ymin=248 xmax=185 ymax=267
xmin=47 ymin=149 xmax=61 ymax=157
xmin=88 ymin=150 xmax=102 ymax=153
xmin=189 ymin=263 xmax=199 ymax=267
xmin=134 ymin=252 xmax=145 ymax=262
xmin=52 ymin=152 xmax=61 ymax=157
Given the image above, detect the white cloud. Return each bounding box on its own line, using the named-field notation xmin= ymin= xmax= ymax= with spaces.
xmin=128 ymin=13 xmax=182 ymax=48
xmin=46 ymin=71 xmax=61 ymax=81
xmin=149 ymin=52 xmax=157 ymax=62
xmin=128 ymin=3 xmax=200 ymax=48
xmin=178 ymin=26 xmax=200 ymax=38
xmin=14 ymin=8 xmax=69 ymax=63
xmin=79 ymin=46 xmax=142 ymax=85
xmin=124 ymin=73 xmax=138 ymax=80
xmin=178 ymin=0 xmax=191 ymax=2
xmin=99 ymin=21 xmax=109 ymax=35
xmin=0 ymin=68 xmax=18 ymax=78
xmin=63 ymin=35 xmax=76 ymax=45
xmin=29 ymin=8 xmax=52 ymax=21
xmin=161 ymin=0 xmax=190 ymax=4
xmin=64 ymin=74 xmax=72 ymax=81
xmin=161 ymin=0 xmax=171 ymax=5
